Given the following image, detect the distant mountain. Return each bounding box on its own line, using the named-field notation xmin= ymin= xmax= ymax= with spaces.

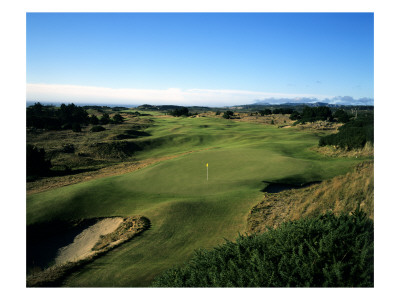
xmin=254 ymin=96 xmax=374 ymax=106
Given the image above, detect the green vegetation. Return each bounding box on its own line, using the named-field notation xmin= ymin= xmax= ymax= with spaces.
xmin=319 ymin=114 xmax=374 ymax=149
xmin=333 ymin=109 xmax=350 ymax=123
xmin=89 ymin=114 xmax=99 ymax=125
xmin=99 ymin=113 xmax=111 ymax=125
xmin=27 ymin=144 xmax=52 ymax=177
xmin=222 ymin=110 xmax=234 ymax=119
xmin=90 ymin=125 xmax=106 ymax=132
xmin=272 ymin=108 xmax=294 ymax=115
xmin=152 ymin=210 xmax=373 ymax=287
xmin=170 ymin=107 xmax=190 ymax=117
xmin=259 ymin=108 xmax=272 ymax=116
xmin=27 ymin=112 xmax=366 ymax=287
xmin=112 ymin=113 xmax=124 ymax=124
xmin=293 ymin=106 xmax=333 ymax=124
xmin=27 ymin=102 xmax=89 ymax=130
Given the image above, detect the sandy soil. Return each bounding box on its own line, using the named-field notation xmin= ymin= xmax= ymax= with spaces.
xmin=55 ymin=217 xmax=123 ymax=265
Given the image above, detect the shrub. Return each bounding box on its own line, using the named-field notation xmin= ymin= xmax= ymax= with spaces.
xmin=300 ymin=106 xmax=332 ymax=123
xmin=72 ymin=123 xmax=81 ymax=132
xmin=222 ymin=111 xmax=234 ymax=119
xmin=89 ymin=114 xmax=99 ymax=125
xmin=112 ymin=113 xmax=124 ymax=124
xmin=62 ymin=144 xmax=75 ymax=153
xmin=27 ymin=144 xmax=51 ymax=176
xmin=289 ymin=111 xmax=301 ymax=120
xmin=333 ymin=109 xmax=350 ymax=123
xmin=100 ymin=113 xmax=111 ymax=125
xmin=272 ymin=108 xmax=294 ymax=115
xmin=90 ymin=125 xmax=106 ymax=132
xmin=152 ymin=210 xmax=373 ymax=287
xmin=170 ymin=107 xmax=189 ymax=117
xmin=259 ymin=109 xmax=272 ymax=116
xmin=89 ymin=141 xmax=142 ymax=159
xmin=319 ymin=114 xmax=373 ymax=149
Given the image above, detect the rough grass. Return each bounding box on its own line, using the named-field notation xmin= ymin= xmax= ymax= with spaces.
xmin=92 ymin=216 xmax=150 ymax=251
xmin=247 ymin=160 xmax=374 ymax=233
xmin=312 ymin=141 xmax=374 ymax=158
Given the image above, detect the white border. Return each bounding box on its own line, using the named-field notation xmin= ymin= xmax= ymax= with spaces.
xmin=1 ymin=1 xmax=399 ymax=299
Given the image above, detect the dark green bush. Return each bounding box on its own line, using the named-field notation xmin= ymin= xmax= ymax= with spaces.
xmin=259 ymin=109 xmax=272 ymax=116
xmin=112 ymin=113 xmax=124 ymax=124
xmin=99 ymin=113 xmax=111 ymax=125
xmin=300 ymin=106 xmax=333 ymax=123
xmin=89 ymin=114 xmax=99 ymax=125
xmin=290 ymin=111 xmax=301 ymax=120
xmin=72 ymin=123 xmax=81 ymax=132
xmin=152 ymin=210 xmax=373 ymax=287
xmin=319 ymin=114 xmax=373 ymax=149
xmin=222 ymin=111 xmax=234 ymax=119
xmin=170 ymin=107 xmax=189 ymax=117
xmin=272 ymin=108 xmax=294 ymax=115
xmin=27 ymin=144 xmax=52 ymax=176
xmin=333 ymin=109 xmax=350 ymax=123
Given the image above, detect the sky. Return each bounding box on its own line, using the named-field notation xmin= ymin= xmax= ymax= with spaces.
xmin=26 ymin=13 xmax=374 ymax=106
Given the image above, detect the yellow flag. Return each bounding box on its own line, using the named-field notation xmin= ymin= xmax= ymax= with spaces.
xmin=206 ymin=163 xmax=208 ymax=167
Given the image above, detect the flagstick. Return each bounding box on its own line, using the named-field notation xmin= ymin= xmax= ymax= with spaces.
xmin=207 ymin=165 xmax=208 ymax=181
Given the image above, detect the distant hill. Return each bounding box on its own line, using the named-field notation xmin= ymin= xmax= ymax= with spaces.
xmin=253 ymin=96 xmax=374 ymax=106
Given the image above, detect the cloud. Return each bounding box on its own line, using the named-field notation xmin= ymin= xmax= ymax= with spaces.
xmin=326 ymin=96 xmax=374 ymax=105
xmin=26 ymin=83 xmax=333 ymax=107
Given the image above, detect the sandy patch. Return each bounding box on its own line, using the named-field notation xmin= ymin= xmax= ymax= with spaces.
xmin=55 ymin=217 xmax=123 ymax=265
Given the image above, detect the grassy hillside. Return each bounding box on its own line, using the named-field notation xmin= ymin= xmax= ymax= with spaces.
xmin=248 ymin=160 xmax=373 ymax=233
xmin=26 ymin=115 xmax=364 ymax=286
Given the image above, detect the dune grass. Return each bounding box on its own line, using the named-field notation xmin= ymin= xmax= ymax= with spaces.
xmin=26 ymin=116 xmax=364 ymax=286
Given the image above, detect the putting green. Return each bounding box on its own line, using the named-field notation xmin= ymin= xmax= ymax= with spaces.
xmin=27 ymin=116 xmax=362 ymax=286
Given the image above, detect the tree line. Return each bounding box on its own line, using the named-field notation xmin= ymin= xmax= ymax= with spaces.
xmin=27 ymin=102 xmax=124 ymax=131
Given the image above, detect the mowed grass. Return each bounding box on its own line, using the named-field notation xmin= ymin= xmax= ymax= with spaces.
xmin=26 ymin=116 xmax=362 ymax=286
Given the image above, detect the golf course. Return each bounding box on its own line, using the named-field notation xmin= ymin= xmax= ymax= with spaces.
xmin=26 ymin=114 xmax=363 ymax=287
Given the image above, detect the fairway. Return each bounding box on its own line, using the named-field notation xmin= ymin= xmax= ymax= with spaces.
xmin=26 ymin=116 xmax=362 ymax=286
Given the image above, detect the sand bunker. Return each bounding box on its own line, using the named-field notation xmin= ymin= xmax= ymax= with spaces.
xmin=55 ymin=217 xmax=123 ymax=265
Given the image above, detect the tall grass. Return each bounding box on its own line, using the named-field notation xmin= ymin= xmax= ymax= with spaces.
xmin=248 ymin=161 xmax=374 ymax=233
